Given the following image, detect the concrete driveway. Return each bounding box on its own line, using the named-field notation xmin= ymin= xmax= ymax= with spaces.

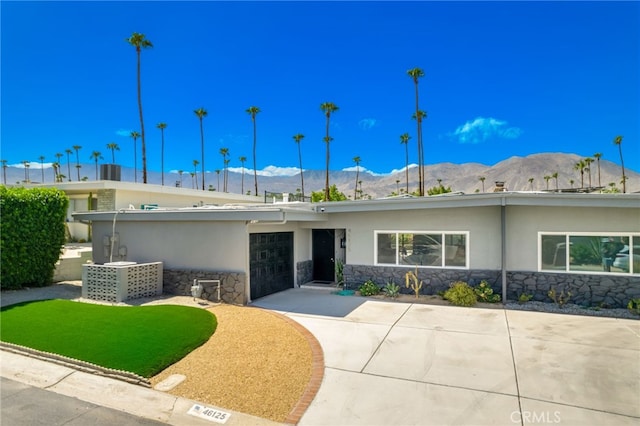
xmin=251 ymin=288 xmax=640 ymax=426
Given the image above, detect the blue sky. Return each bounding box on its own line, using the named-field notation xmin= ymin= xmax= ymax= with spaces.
xmin=2 ymin=1 xmax=639 ymax=177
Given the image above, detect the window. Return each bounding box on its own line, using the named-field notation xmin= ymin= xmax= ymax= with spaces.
xmin=539 ymin=233 xmax=639 ymax=275
xmin=376 ymin=231 xmax=468 ymax=268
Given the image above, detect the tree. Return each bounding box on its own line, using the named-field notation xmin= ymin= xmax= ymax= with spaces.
xmin=411 ymin=109 xmax=427 ymax=195
xmin=246 ymin=106 xmax=261 ymax=196
xmin=38 ymin=155 xmax=45 ymax=183
xmin=479 ymin=176 xmax=486 ymax=192
xmin=239 ymin=156 xmax=247 ymax=194
xmin=569 ymin=179 xmax=575 ymax=188
xmin=311 ymin=184 xmax=347 ymax=202
xmin=320 ymin=102 xmax=339 ymax=201
xmin=22 ymin=160 xmax=30 ymax=183
xmin=65 ymin=149 xmax=73 ymax=181
xmin=54 ymin=153 xmax=63 ymax=182
xmin=72 ymin=145 xmax=82 ymax=181
xmin=194 ymin=108 xmax=208 ymax=190
xmin=613 ymin=135 xmax=626 ymax=193
xmin=219 ymin=147 xmax=229 ymax=192
xmin=353 ymin=156 xmax=361 ymax=200
xmin=584 ymin=157 xmax=593 ymax=188
xmin=192 ymin=159 xmax=200 ymax=189
xmin=157 ymin=122 xmax=167 ymax=185
xmin=399 ymin=133 xmax=411 ymax=194
xmin=215 ymin=169 xmax=221 ymax=192
xmin=544 ymin=175 xmax=551 ymax=190
xmin=593 ymin=153 xmax=602 ymax=188
xmin=177 ymin=170 xmax=184 ymax=187
xmin=130 ymin=131 xmax=140 ymax=183
xmin=528 ymin=177 xmax=534 ymax=191
xmin=106 ymin=142 xmax=120 ymax=164
xmin=190 ymin=172 xmax=196 ymax=189
xmin=126 ymin=32 xmax=153 ymax=184
xmin=552 ymin=172 xmax=559 ymax=191
xmin=293 ymin=134 xmax=305 ymax=199
xmin=90 ymin=151 xmax=103 ymax=180
xmin=52 ymin=162 xmax=60 ymax=182
xmin=1 ymin=159 xmax=7 ymax=184
xmin=427 ymin=183 xmax=452 ymax=196
xmin=407 ymin=67 xmax=425 ymax=196
xmin=574 ymin=160 xmax=586 ymax=188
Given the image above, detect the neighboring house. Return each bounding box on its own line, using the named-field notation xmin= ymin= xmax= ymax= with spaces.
xmin=73 ymin=192 xmax=640 ymax=308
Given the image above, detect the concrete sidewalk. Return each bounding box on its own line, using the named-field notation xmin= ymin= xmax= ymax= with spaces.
xmin=2 ymin=285 xmax=639 ymax=425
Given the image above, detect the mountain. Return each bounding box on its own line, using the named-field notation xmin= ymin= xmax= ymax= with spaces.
xmin=4 ymin=153 xmax=638 ymax=198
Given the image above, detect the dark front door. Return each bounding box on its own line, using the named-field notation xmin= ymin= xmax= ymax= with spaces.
xmin=313 ymin=229 xmax=335 ymax=282
xmin=250 ymin=232 xmax=294 ymax=300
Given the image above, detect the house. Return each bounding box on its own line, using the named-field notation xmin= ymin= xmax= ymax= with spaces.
xmin=73 ymin=191 xmax=640 ymax=308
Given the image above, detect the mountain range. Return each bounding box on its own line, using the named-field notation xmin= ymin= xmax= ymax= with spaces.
xmin=4 ymin=153 xmax=638 ymax=198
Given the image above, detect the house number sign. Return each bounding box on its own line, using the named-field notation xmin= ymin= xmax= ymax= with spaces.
xmin=187 ymin=404 xmax=230 ymax=424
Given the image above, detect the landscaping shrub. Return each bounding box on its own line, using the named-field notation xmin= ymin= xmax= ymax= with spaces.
xmin=358 ymin=279 xmax=381 ymax=296
xmin=0 ymin=186 xmax=69 ymax=289
xmin=443 ymin=281 xmax=477 ymax=306
xmin=473 ymin=280 xmax=501 ymax=303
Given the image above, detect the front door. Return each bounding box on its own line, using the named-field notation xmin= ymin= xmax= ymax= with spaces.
xmin=312 ymin=229 xmax=335 ymax=282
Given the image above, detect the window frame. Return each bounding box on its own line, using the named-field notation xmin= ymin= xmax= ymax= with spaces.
xmin=538 ymin=232 xmax=639 ymax=275
xmin=374 ymin=230 xmax=469 ymax=269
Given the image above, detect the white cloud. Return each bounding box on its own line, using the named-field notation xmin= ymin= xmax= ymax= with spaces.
xmin=11 ymin=161 xmax=52 ymax=168
xmin=450 ymin=117 xmax=522 ymax=144
xmin=116 ymin=129 xmax=132 ymax=137
xmin=358 ymin=118 xmax=378 ymax=130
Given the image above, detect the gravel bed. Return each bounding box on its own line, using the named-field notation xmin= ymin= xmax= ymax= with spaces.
xmin=504 ymin=301 xmax=639 ymax=320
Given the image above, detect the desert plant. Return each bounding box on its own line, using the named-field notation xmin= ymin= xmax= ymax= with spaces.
xmin=443 ymin=281 xmax=477 ymax=307
xmin=548 ymin=287 xmax=572 ymax=307
xmin=518 ymin=293 xmax=533 ymax=304
xmin=404 ymin=266 xmax=424 ymax=298
xmin=628 ymin=298 xmax=640 ymax=315
xmin=383 ymin=281 xmax=400 ymax=299
xmin=358 ymin=280 xmax=380 ymax=296
xmin=335 ymin=259 xmax=344 ymax=287
xmin=473 ymin=280 xmax=501 ymax=303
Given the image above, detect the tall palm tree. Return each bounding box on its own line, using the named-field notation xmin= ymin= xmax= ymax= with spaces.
xmin=613 ymin=135 xmax=626 ymax=193
xmin=574 ymin=160 xmax=586 ymax=189
xmin=215 ymin=169 xmax=221 ymax=192
xmin=246 ymin=106 xmax=261 ymax=196
xmin=54 ymin=153 xmax=63 ymax=182
xmin=239 ymin=156 xmax=247 ymax=194
xmin=584 ymin=157 xmax=593 ymax=188
xmin=479 ymin=176 xmax=486 ymax=192
xmin=157 ymin=122 xmax=167 ymax=185
xmin=544 ymin=175 xmax=551 ymax=190
xmin=22 ymin=160 xmax=30 ymax=183
xmin=90 ymin=151 xmax=103 ymax=180
xmin=194 ymin=108 xmax=208 ymax=190
xmin=552 ymin=172 xmax=559 ymax=191
xmin=1 ymin=159 xmax=7 ymax=184
xmin=320 ymin=102 xmax=339 ymax=201
xmin=293 ymin=134 xmax=305 ymax=199
xmin=411 ymin=110 xmax=428 ymax=194
xmin=38 ymin=155 xmax=45 ymax=183
xmin=52 ymin=162 xmax=60 ymax=182
xmin=353 ymin=156 xmax=361 ymax=200
xmin=399 ymin=133 xmax=411 ymax=194
xmin=190 ymin=172 xmax=196 ymax=189
xmin=569 ymin=179 xmax=575 ymax=188
xmin=126 ymin=32 xmax=153 ymax=184
xmin=130 ymin=131 xmax=140 ymax=183
xmin=106 ymin=142 xmax=120 ymax=163
xmin=192 ymin=159 xmax=200 ymax=189
xmin=528 ymin=177 xmax=534 ymax=191
xmin=72 ymin=145 xmax=82 ymax=181
xmin=65 ymin=149 xmax=73 ymax=181
xmin=219 ymin=147 xmax=229 ymax=192
xmin=76 ymin=164 xmax=82 ymax=180
xmin=177 ymin=170 xmax=184 ymax=187
xmin=407 ymin=67 xmax=425 ymax=196
xmin=593 ymin=153 xmax=602 ymax=188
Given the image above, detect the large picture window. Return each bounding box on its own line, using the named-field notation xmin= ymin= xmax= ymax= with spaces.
xmin=540 ymin=233 xmax=639 ymax=275
xmin=376 ymin=231 xmax=468 ymax=268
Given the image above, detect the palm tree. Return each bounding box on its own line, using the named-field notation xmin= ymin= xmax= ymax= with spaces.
xmin=613 ymin=136 xmax=626 ymax=193
xmin=76 ymin=164 xmax=82 ymax=180
xmin=65 ymin=149 xmax=73 ymax=181
xmin=574 ymin=160 xmax=586 ymax=188
xmin=215 ymin=169 xmax=221 ymax=192
xmin=126 ymin=32 xmax=153 ymax=184
xmin=178 ymin=170 xmax=184 ymax=187
xmin=90 ymin=151 xmax=103 ymax=180
xmin=106 ymin=142 xmax=120 ymax=163
xmin=584 ymin=157 xmax=593 ymax=188
xmin=399 ymin=133 xmax=411 ymax=194
xmin=219 ymin=147 xmax=229 ymax=192
xmin=544 ymin=175 xmax=551 ymax=190
xmin=22 ymin=160 xmax=30 ymax=183
xmin=552 ymin=172 xmax=559 ymax=191
xmin=190 ymin=172 xmax=196 ymax=189
xmin=246 ymin=106 xmax=261 ymax=196
xmin=320 ymin=102 xmax=339 ymax=201
xmin=407 ymin=67 xmax=425 ymax=196
xmin=194 ymin=108 xmax=208 ymax=190
xmin=72 ymin=145 xmax=82 ymax=181
xmin=38 ymin=155 xmax=45 ymax=183
xmin=239 ymin=156 xmax=247 ymax=194
xmin=411 ymin=110 xmax=428 ymax=195
xmin=293 ymin=134 xmax=305 ymax=199
xmin=54 ymin=152 xmax=63 ymax=182
xmin=52 ymin=162 xmax=60 ymax=182
xmin=1 ymin=159 xmax=7 ymax=184
xmin=353 ymin=156 xmax=361 ymax=200
xmin=593 ymin=153 xmax=603 ymax=188
xmin=157 ymin=122 xmax=167 ymax=185
xmin=528 ymin=177 xmax=534 ymax=191
xmin=479 ymin=176 xmax=486 ymax=192
xmin=192 ymin=159 xmax=200 ymax=189
xmin=569 ymin=179 xmax=575 ymax=188
xmin=130 ymin=131 xmax=140 ymax=183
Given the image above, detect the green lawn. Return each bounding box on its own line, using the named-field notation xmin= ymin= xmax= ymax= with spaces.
xmin=0 ymin=299 xmax=217 ymax=377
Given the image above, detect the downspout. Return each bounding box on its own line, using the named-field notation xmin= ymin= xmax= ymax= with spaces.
xmin=501 ymin=196 xmax=507 ymax=304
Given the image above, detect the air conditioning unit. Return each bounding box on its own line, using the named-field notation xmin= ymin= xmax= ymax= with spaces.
xmin=100 ymin=164 xmax=121 ymax=181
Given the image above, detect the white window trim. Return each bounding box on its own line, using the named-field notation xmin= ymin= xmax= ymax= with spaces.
xmin=374 ymin=230 xmax=469 ymax=269
xmin=538 ymin=232 xmax=639 ymax=275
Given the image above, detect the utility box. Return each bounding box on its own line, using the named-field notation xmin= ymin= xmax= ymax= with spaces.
xmin=100 ymin=164 xmax=121 ymax=181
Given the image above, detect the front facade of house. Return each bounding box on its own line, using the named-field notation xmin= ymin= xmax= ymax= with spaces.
xmin=73 ymin=192 xmax=640 ymax=308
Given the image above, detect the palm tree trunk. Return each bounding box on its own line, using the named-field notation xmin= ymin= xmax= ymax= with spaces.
xmin=618 ymin=144 xmax=626 ymax=193
xmin=404 ymin=143 xmax=409 ymax=193
xmin=354 ymin=167 xmax=359 ymax=200
xmin=324 ymin=116 xmax=331 ymax=201
xmin=136 ymin=48 xmax=148 ymax=184
xmin=413 ymin=83 xmax=423 ymax=196
xmin=253 ymin=118 xmax=258 ymax=196
xmin=199 ymin=119 xmax=205 ymax=190
xmin=298 ymin=145 xmax=305 ymax=199
xmin=161 ymin=129 xmax=165 ymax=186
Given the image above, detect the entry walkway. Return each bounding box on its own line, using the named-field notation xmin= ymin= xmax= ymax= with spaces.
xmin=251 ymin=288 xmax=640 ymax=425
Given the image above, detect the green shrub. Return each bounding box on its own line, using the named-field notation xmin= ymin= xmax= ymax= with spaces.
xmin=548 ymin=287 xmax=572 ymax=308
xmin=628 ymin=299 xmax=640 ymax=315
xmin=518 ymin=293 xmax=533 ymax=303
xmin=358 ymin=280 xmax=380 ymax=296
xmin=0 ymin=186 xmax=69 ymax=289
xmin=383 ymin=281 xmax=400 ymax=298
xmin=443 ymin=281 xmax=477 ymax=306
xmin=473 ymin=280 xmax=501 ymax=303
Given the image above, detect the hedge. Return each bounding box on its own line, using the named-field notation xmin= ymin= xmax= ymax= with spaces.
xmin=0 ymin=186 xmax=69 ymax=289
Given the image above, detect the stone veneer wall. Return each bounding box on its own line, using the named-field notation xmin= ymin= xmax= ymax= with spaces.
xmin=97 ymin=189 xmax=116 ymax=211
xmin=297 ymin=260 xmax=313 ymax=286
xmin=163 ymin=269 xmax=247 ymax=305
xmin=507 ymin=271 xmax=640 ymax=308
